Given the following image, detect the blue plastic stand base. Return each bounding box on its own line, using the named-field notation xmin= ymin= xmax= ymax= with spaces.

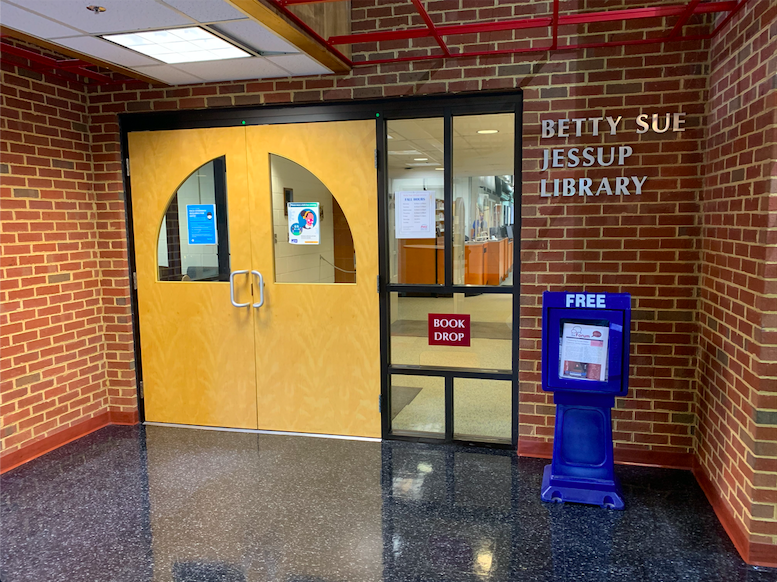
xmin=540 ymin=392 xmax=625 ymax=510
xmin=541 ymin=465 xmax=624 ymax=509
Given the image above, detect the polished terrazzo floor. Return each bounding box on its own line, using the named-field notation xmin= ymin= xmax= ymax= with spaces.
xmin=1 ymin=425 xmax=775 ymax=582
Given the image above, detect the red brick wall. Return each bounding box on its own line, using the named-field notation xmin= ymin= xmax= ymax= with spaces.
xmin=0 ymin=51 xmax=111 ymax=461
xmin=698 ymin=1 xmax=777 ymax=550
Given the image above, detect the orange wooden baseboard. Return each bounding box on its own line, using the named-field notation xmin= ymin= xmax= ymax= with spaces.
xmin=517 ymin=439 xmax=694 ymax=469
xmin=692 ymin=461 xmax=777 ymax=569
xmin=0 ymin=409 xmax=140 ymax=475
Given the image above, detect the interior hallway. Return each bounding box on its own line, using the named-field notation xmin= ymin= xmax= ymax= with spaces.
xmin=2 ymin=425 xmax=774 ymax=582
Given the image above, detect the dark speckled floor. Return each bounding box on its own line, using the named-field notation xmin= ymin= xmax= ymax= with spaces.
xmin=1 ymin=425 xmax=775 ymax=582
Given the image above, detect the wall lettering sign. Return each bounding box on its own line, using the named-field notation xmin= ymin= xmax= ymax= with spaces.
xmin=539 ymin=113 xmax=685 ymax=199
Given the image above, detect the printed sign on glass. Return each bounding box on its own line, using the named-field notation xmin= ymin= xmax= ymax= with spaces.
xmin=186 ymin=204 xmax=217 ymax=245
xmin=559 ymin=322 xmax=609 ymax=382
xmin=288 ymin=202 xmax=320 ymax=245
xmin=395 ymin=191 xmax=435 ymax=239
xmin=428 ymin=314 xmax=471 ymax=346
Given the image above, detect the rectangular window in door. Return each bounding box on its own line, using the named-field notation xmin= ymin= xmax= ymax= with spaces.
xmin=386 ymin=118 xmax=445 ymax=285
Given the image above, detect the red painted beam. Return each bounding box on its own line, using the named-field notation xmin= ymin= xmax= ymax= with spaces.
xmin=330 ymin=1 xmax=737 ymax=45
xmin=0 ymin=42 xmax=113 ymax=83
xmin=551 ymin=0 xmax=560 ymax=50
xmin=668 ymin=0 xmax=704 ymax=38
xmin=410 ymin=0 xmax=450 ymax=57
xmin=355 ymin=33 xmax=714 ymax=67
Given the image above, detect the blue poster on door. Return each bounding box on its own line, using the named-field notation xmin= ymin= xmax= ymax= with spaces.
xmin=186 ymin=204 xmax=217 ymax=245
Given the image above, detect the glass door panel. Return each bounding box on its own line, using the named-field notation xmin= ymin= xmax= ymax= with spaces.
xmin=386 ymin=118 xmax=445 ymax=285
xmin=389 ymin=292 xmax=512 ymax=372
xmin=383 ymin=103 xmax=520 ymax=446
xmin=452 ymin=113 xmax=516 ymax=287
xmin=453 ymin=378 xmax=512 ymax=443
xmin=390 ymin=375 xmax=445 ymax=437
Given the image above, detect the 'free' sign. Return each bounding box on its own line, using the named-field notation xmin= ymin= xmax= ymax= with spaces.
xmin=565 ymin=293 xmax=607 ymax=308
xmin=428 ymin=314 xmax=471 ymax=346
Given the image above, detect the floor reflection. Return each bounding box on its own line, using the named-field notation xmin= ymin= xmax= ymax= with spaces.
xmin=1 ymin=425 xmax=774 ymax=582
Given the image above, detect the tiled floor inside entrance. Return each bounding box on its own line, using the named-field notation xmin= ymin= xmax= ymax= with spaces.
xmin=2 ymin=424 xmax=775 ymax=582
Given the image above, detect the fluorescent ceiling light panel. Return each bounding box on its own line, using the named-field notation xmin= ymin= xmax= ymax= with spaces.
xmin=103 ymin=27 xmax=250 ymax=64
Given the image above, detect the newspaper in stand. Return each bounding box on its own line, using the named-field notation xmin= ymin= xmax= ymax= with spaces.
xmin=559 ymin=322 xmax=609 ymax=382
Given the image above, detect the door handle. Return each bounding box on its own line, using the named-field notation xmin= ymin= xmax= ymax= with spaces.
xmin=229 ymin=270 xmax=250 ymax=307
xmin=251 ymin=270 xmax=264 ymax=308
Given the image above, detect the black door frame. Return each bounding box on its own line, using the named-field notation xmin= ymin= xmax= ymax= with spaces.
xmin=119 ymin=91 xmax=522 ymax=441
xmin=375 ymin=93 xmax=523 ymax=449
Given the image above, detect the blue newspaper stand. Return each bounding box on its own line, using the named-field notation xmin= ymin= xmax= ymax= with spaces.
xmin=540 ymin=291 xmax=631 ymax=509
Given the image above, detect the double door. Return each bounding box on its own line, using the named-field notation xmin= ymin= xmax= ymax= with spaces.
xmin=128 ymin=121 xmax=381 ymax=437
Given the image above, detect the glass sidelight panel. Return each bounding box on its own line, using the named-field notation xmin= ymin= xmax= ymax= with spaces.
xmin=390 ymin=292 xmax=512 ymax=372
xmin=387 ymin=118 xmax=445 ymax=285
xmin=270 ymin=155 xmax=356 ymax=284
xmin=390 ymin=374 xmax=445 ymax=437
xmin=452 ymin=113 xmax=515 ymax=286
xmin=453 ymin=378 xmax=512 ymax=443
xmin=157 ymin=158 xmax=229 ymax=282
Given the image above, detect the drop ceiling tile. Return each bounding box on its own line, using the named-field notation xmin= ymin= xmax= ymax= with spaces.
xmin=133 ymin=64 xmax=205 ymax=85
xmin=212 ymin=19 xmax=298 ymax=54
xmin=266 ymin=54 xmax=330 ymax=76
xmin=53 ymin=36 xmax=159 ymax=67
xmin=160 ymin=0 xmax=247 ymax=23
xmin=173 ymin=56 xmax=288 ymax=82
xmin=0 ymin=1 xmax=84 ymax=38
xmin=17 ymin=0 xmax=193 ymax=35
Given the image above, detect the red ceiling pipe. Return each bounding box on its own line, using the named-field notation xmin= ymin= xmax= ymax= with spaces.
xmin=551 ymin=0 xmax=560 ymax=50
xmin=355 ymin=31 xmax=720 ymax=67
xmin=0 ymin=41 xmax=114 ymax=83
xmin=668 ymin=0 xmax=704 ymax=38
xmin=410 ymin=0 xmax=450 ymax=57
xmin=329 ymin=1 xmax=737 ymax=46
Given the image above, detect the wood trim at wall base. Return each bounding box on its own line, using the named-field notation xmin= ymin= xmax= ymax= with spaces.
xmin=517 ymin=439 xmax=695 ymax=469
xmin=692 ymin=461 xmax=777 ymax=569
xmin=0 ymin=411 xmax=140 ymax=475
xmin=109 ymin=410 xmax=140 ymax=425
xmin=517 ymin=438 xmax=553 ymax=459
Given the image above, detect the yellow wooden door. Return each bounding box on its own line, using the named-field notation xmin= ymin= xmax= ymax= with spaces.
xmin=246 ymin=121 xmax=381 ymax=438
xmin=129 ymin=128 xmax=258 ymax=429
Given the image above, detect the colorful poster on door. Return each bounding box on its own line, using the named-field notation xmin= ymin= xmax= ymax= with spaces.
xmin=288 ymin=202 xmax=320 ymax=245
xmin=186 ymin=204 xmax=217 ymax=245
xmin=395 ymin=191 xmax=435 ymax=239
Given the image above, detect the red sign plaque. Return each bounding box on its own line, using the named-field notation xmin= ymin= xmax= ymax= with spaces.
xmin=428 ymin=313 xmax=471 ymax=346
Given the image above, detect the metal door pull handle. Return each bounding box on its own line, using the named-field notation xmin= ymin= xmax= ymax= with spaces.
xmin=229 ymin=270 xmax=250 ymax=307
xmin=251 ymin=270 xmax=264 ymax=308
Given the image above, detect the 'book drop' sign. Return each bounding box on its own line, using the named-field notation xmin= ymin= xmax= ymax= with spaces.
xmin=428 ymin=314 xmax=471 ymax=347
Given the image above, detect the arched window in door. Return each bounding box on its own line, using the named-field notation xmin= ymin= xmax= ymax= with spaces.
xmin=157 ymin=157 xmax=230 ymax=282
xmin=270 ymin=154 xmax=356 ymax=284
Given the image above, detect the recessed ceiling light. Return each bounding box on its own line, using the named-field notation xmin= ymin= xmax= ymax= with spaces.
xmin=414 ymin=158 xmax=428 ymax=161
xmin=477 ymin=129 xmax=498 ymax=134
xmin=435 ymin=167 xmax=444 ymax=171
xmin=103 ymin=27 xmax=251 ymax=64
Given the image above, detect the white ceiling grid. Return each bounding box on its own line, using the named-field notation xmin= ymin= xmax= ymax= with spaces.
xmin=0 ymin=0 xmax=332 ymax=84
